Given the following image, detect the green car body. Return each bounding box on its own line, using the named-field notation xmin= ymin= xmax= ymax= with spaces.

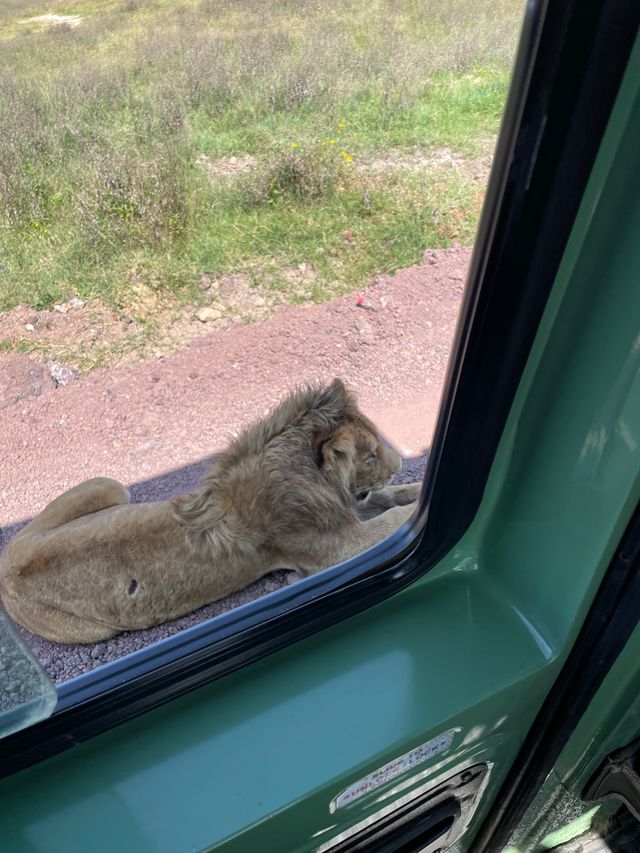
xmin=1 ymin=7 xmax=639 ymax=853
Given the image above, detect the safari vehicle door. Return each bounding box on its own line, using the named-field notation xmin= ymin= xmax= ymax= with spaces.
xmin=495 ymin=567 xmax=640 ymax=853
xmin=1 ymin=2 xmax=640 ymax=852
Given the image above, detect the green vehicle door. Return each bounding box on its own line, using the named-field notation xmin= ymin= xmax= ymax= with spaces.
xmin=1 ymin=4 xmax=639 ymax=852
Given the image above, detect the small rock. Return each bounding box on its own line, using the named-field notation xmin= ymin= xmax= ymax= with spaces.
xmin=0 ymin=354 xmax=56 ymax=408
xmin=24 ymin=323 xmax=35 ymax=332
xmin=355 ymin=317 xmax=375 ymax=345
xmin=252 ymin=295 xmax=266 ymax=307
xmin=198 ymin=274 xmax=212 ymax=291
xmin=71 ymin=298 xmax=85 ymax=310
xmin=132 ymin=440 xmax=158 ymax=457
xmin=379 ymin=296 xmax=389 ymax=309
xmin=195 ymin=306 xmax=223 ymax=323
xmin=218 ymin=273 xmax=251 ymax=302
xmin=49 ymin=362 xmax=79 ymax=387
xmin=356 ymin=296 xmax=374 ymax=311
xmin=53 ymin=303 xmax=69 ymax=314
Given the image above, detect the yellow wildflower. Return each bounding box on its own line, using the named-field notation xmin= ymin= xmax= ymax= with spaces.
xmin=290 ymin=142 xmax=298 ymax=148
xmin=329 ymin=139 xmax=336 ymax=144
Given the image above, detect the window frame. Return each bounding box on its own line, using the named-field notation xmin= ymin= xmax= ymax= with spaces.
xmin=1 ymin=0 xmax=637 ymax=780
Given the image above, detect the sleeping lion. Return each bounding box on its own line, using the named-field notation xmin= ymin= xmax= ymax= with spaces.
xmin=0 ymin=379 xmax=420 ymax=644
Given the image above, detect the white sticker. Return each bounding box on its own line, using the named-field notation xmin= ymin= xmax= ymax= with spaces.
xmin=331 ymin=729 xmax=456 ymax=811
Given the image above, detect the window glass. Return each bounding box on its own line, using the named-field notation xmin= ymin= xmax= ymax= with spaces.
xmin=0 ymin=608 xmax=56 ymax=738
xmin=0 ymin=0 xmax=523 ymax=691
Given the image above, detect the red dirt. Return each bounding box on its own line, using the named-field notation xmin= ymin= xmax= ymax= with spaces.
xmin=0 ymin=246 xmax=469 ymax=528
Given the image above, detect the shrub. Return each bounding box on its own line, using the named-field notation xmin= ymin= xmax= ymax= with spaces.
xmin=75 ymin=145 xmax=190 ymax=250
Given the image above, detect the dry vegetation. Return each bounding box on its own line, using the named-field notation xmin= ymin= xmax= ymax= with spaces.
xmin=0 ymin=0 xmax=523 ymax=360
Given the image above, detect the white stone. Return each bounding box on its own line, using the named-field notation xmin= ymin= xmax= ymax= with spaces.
xmin=195 ymin=307 xmax=223 ymax=323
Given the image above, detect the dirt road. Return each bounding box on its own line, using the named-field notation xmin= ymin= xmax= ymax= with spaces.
xmin=0 ymin=246 xmax=469 ymax=680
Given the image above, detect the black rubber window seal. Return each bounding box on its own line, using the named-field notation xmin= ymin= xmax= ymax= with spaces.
xmin=1 ymin=0 xmax=636 ymax=779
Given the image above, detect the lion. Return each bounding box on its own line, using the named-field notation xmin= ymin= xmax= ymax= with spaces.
xmin=0 ymin=379 xmax=420 ymax=644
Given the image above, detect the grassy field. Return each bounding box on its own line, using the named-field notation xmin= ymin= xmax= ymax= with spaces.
xmin=0 ymin=0 xmax=522 ymax=321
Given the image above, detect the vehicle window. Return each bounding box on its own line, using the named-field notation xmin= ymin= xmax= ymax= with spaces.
xmin=0 ymin=0 xmax=523 ymax=705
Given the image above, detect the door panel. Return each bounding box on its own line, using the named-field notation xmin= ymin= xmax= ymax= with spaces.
xmin=503 ymin=621 xmax=640 ymax=851
xmin=0 ymin=570 xmax=552 ymax=852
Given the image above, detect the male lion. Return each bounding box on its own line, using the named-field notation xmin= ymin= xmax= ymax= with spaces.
xmin=0 ymin=379 xmax=420 ymax=644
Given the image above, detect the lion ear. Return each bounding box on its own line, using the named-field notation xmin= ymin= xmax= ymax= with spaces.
xmin=319 ymin=426 xmax=356 ymax=487
xmin=310 ymin=379 xmax=353 ymax=465
xmin=317 ymin=377 xmax=349 ymax=417
xmin=328 ymin=377 xmax=347 ymax=401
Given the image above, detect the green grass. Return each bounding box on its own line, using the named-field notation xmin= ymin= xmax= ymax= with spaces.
xmin=190 ymin=170 xmax=482 ymax=296
xmin=0 ymin=0 xmax=522 ymax=317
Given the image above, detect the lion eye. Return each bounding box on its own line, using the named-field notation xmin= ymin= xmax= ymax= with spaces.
xmin=367 ymin=452 xmax=377 ymax=464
